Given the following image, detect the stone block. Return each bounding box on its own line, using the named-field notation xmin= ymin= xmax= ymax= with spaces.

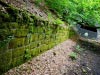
xmin=30 ymin=42 xmax=38 ymax=49
xmin=0 ymin=29 xmax=10 ymax=40
xmin=37 ymin=27 xmax=44 ymax=33
xmin=38 ymin=44 xmax=49 ymax=53
xmin=0 ymin=50 xmax=12 ymax=73
xmin=31 ymin=47 xmax=40 ymax=57
xmin=46 ymin=30 xmax=52 ymax=35
xmin=45 ymin=34 xmax=51 ymax=39
xmin=38 ymin=33 xmax=45 ymax=40
xmin=12 ymin=47 xmax=25 ymax=58
xmin=43 ymin=39 xmax=49 ymax=45
xmin=48 ymin=42 xmax=55 ymax=49
xmin=0 ymin=41 xmax=8 ymax=53
xmin=0 ymin=63 xmax=11 ymax=74
xmin=24 ymin=45 xmax=30 ymax=51
xmin=15 ymin=29 xmax=28 ymax=37
xmin=0 ymin=22 xmax=18 ymax=29
xmin=11 ymin=55 xmax=24 ymax=67
xmin=9 ymin=38 xmax=25 ymax=49
xmin=31 ymin=33 xmax=39 ymax=41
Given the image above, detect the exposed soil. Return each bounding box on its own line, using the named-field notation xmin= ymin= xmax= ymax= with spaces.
xmin=2 ymin=0 xmax=48 ymax=20
xmin=4 ymin=39 xmax=100 ymax=75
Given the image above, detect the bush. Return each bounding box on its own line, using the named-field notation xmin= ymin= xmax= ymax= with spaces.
xmin=45 ymin=0 xmax=100 ymax=27
xmin=70 ymin=0 xmax=100 ymax=27
xmin=24 ymin=49 xmax=31 ymax=60
xmin=54 ymin=18 xmax=64 ymax=25
xmin=45 ymin=0 xmax=67 ymax=15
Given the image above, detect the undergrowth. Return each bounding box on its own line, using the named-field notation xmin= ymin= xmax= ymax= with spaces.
xmin=69 ymin=44 xmax=83 ymax=60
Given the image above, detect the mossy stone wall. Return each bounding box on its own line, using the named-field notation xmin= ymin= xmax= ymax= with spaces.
xmin=0 ymin=20 xmax=72 ymax=74
xmin=0 ymin=2 xmax=75 ymax=74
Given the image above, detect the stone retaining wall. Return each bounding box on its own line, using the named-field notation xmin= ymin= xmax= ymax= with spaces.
xmin=0 ymin=2 xmax=76 ymax=73
xmin=0 ymin=18 xmax=72 ymax=74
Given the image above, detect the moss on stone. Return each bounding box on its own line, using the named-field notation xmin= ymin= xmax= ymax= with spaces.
xmin=0 ymin=29 xmax=10 ymax=40
xmin=0 ymin=63 xmax=11 ymax=74
xmin=43 ymin=39 xmax=49 ymax=45
xmin=37 ymin=27 xmax=44 ymax=33
xmin=6 ymin=22 xmax=18 ymax=29
xmin=12 ymin=47 xmax=25 ymax=58
xmin=0 ymin=12 xmax=11 ymax=22
xmin=9 ymin=38 xmax=25 ymax=49
xmin=0 ymin=41 xmax=8 ymax=53
xmin=31 ymin=47 xmax=40 ymax=57
xmin=31 ymin=33 xmax=39 ymax=41
xmin=15 ymin=29 xmax=28 ymax=37
xmin=0 ymin=50 xmax=12 ymax=73
xmin=45 ymin=34 xmax=51 ymax=39
xmin=48 ymin=42 xmax=55 ymax=49
xmin=30 ymin=42 xmax=36 ymax=49
xmin=38 ymin=34 xmax=45 ymax=40
xmin=39 ymin=45 xmax=45 ymax=52
xmin=24 ymin=45 xmax=30 ymax=51
xmin=11 ymin=55 xmax=24 ymax=68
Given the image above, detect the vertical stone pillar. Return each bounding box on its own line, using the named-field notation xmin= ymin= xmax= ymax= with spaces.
xmin=97 ymin=29 xmax=100 ymax=41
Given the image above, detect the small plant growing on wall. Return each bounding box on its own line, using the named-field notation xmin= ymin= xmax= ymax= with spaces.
xmin=24 ymin=49 xmax=32 ymax=60
xmin=54 ymin=18 xmax=64 ymax=25
xmin=0 ymin=36 xmax=14 ymax=49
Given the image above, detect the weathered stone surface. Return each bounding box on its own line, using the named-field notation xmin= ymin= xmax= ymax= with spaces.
xmin=97 ymin=29 xmax=100 ymax=41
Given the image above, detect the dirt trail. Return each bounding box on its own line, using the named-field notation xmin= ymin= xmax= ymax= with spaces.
xmin=4 ymin=39 xmax=100 ymax=75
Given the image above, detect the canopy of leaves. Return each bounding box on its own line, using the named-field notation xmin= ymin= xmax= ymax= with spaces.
xmin=44 ymin=0 xmax=100 ymax=27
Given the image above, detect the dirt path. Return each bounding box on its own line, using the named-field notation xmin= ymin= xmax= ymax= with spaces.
xmin=4 ymin=39 xmax=100 ymax=75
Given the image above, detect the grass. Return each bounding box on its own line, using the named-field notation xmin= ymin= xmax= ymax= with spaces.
xmin=69 ymin=52 xmax=77 ymax=60
xmin=69 ymin=45 xmax=83 ymax=60
xmin=75 ymin=45 xmax=83 ymax=53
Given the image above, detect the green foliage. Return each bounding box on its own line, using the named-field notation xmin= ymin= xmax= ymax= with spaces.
xmin=75 ymin=45 xmax=83 ymax=52
xmin=24 ymin=49 xmax=31 ymax=60
xmin=22 ymin=11 xmax=30 ymax=24
xmin=34 ymin=0 xmax=43 ymax=6
xmin=47 ymin=12 xmax=55 ymax=21
xmin=45 ymin=0 xmax=100 ymax=27
xmin=0 ymin=12 xmax=10 ymax=22
xmin=69 ymin=52 xmax=77 ymax=60
xmin=54 ymin=18 xmax=64 ymax=25
xmin=47 ymin=12 xmax=64 ymax=25
xmin=68 ymin=0 xmax=100 ymax=27
xmin=0 ymin=36 xmax=14 ymax=48
xmin=45 ymin=0 xmax=67 ymax=15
